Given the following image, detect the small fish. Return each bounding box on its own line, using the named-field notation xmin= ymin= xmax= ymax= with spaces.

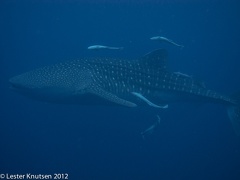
xmin=150 ymin=36 xmax=184 ymax=48
xmin=87 ymin=45 xmax=123 ymax=50
xmin=131 ymin=92 xmax=168 ymax=108
xmin=141 ymin=115 xmax=161 ymax=140
xmin=174 ymin=71 xmax=192 ymax=78
xmin=174 ymin=72 xmax=206 ymax=88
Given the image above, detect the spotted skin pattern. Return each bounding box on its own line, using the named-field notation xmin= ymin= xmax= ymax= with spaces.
xmin=9 ymin=49 xmax=235 ymax=107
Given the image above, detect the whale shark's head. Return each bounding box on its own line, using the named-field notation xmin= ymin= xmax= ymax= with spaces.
xmin=9 ymin=73 xmax=36 ymax=93
xmin=9 ymin=61 xmax=92 ymax=102
xmin=9 ymin=69 xmax=74 ymax=101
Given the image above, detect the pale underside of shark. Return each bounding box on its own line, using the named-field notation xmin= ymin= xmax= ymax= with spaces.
xmin=9 ymin=49 xmax=240 ymax=135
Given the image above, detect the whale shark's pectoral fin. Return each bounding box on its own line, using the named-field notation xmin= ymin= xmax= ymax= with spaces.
xmin=90 ymin=87 xmax=137 ymax=107
xmin=131 ymin=92 xmax=168 ymax=108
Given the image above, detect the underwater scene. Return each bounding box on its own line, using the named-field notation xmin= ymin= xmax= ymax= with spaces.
xmin=1 ymin=0 xmax=240 ymax=179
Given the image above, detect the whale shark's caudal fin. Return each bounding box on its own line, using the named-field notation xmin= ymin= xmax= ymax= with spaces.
xmin=227 ymin=92 xmax=240 ymax=136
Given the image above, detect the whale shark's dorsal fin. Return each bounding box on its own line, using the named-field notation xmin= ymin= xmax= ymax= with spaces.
xmin=140 ymin=49 xmax=168 ymax=69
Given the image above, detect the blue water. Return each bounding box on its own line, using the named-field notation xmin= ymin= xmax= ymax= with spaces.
xmin=1 ymin=0 xmax=240 ymax=179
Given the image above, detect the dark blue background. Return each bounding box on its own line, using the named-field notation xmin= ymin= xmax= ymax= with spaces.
xmin=1 ymin=0 xmax=240 ymax=179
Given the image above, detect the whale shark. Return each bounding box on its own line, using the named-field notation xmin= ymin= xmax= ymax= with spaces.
xmin=9 ymin=49 xmax=240 ymax=135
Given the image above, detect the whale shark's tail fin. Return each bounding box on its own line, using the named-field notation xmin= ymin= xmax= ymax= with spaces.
xmin=227 ymin=92 xmax=240 ymax=136
xmin=228 ymin=106 xmax=240 ymax=136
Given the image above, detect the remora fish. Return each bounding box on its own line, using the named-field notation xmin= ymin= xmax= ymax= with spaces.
xmin=9 ymin=49 xmax=240 ymax=135
xmin=87 ymin=45 xmax=123 ymax=50
xmin=141 ymin=115 xmax=161 ymax=140
xmin=150 ymin=36 xmax=184 ymax=48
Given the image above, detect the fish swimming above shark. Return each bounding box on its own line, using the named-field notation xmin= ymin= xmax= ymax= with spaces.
xmin=150 ymin=36 xmax=184 ymax=48
xmin=87 ymin=45 xmax=123 ymax=50
xmin=9 ymin=49 xmax=240 ymax=135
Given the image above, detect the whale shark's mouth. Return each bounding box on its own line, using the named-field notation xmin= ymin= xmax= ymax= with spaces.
xmin=9 ymin=77 xmax=26 ymax=90
xmin=9 ymin=83 xmax=19 ymax=91
xmin=9 ymin=76 xmax=36 ymax=93
xmin=9 ymin=79 xmax=22 ymax=90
